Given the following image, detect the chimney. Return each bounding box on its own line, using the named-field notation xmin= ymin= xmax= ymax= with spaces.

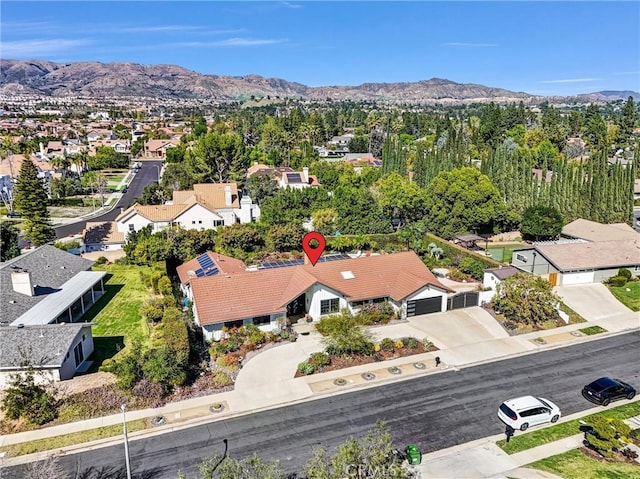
xmin=39 ymin=142 xmax=44 ymax=155
xmin=224 ymin=185 xmax=232 ymax=206
xmin=11 ymin=268 xmax=34 ymax=296
xmin=303 ymin=167 xmax=309 ymax=183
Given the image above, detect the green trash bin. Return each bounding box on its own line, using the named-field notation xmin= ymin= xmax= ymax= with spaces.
xmin=405 ymin=444 xmax=422 ymax=465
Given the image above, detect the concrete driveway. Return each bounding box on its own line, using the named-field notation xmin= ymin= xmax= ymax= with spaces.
xmin=555 ymin=283 xmax=639 ymax=325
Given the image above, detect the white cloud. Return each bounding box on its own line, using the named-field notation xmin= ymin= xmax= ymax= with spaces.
xmin=179 ymin=38 xmax=285 ymax=47
xmin=1 ymin=39 xmax=91 ymax=58
xmin=279 ymin=1 xmax=303 ymax=8
xmin=100 ymin=24 xmax=206 ymax=34
xmin=540 ymin=78 xmax=601 ymax=84
xmin=443 ymin=42 xmax=498 ymax=47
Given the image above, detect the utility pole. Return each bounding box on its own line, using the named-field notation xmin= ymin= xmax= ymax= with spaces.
xmin=121 ymin=404 xmax=132 ymax=479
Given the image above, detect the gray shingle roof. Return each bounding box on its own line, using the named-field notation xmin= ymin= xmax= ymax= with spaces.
xmin=0 ymin=323 xmax=91 ymax=369
xmin=0 ymin=245 xmax=94 ymax=325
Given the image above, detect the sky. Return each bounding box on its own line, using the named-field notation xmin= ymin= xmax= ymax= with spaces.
xmin=1 ymin=1 xmax=639 ymax=96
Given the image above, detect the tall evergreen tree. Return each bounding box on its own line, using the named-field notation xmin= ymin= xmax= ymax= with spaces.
xmin=13 ymin=159 xmax=54 ymax=246
xmin=0 ymin=221 xmax=21 ymax=261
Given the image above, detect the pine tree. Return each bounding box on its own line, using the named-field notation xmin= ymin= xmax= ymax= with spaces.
xmin=13 ymin=159 xmax=54 ymax=246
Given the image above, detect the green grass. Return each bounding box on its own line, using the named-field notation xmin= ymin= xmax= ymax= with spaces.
xmin=528 ymin=448 xmax=640 ymax=479
xmin=559 ymin=301 xmax=587 ymax=324
xmin=496 ymin=400 xmax=640 ymax=454
xmin=608 ymin=281 xmax=640 ymax=312
xmin=82 ymin=264 xmax=153 ymax=367
xmin=0 ymin=419 xmax=148 ymax=457
xmin=487 ymin=243 xmax=524 ymax=263
xmin=580 ymin=325 xmax=608 ymax=336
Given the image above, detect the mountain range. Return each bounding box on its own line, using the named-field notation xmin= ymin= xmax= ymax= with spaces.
xmin=0 ymin=59 xmax=637 ymax=104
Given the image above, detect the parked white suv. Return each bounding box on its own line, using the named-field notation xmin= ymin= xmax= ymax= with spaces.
xmin=497 ymin=396 xmax=561 ymax=431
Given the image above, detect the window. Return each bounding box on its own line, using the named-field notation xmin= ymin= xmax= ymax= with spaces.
xmin=253 ymin=315 xmax=271 ymax=326
xmin=515 ymin=253 xmax=527 ymax=263
xmin=351 ymin=300 xmax=365 ymax=308
xmin=499 ymin=404 xmax=517 ymax=420
xmin=198 ymin=220 xmax=203 ymax=224
xmin=213 ymin=220 xmax=224 ymax=227
xmin=192 ymin=220 xmax=196 ymax=224
xmin=320 ymin=298 xmax=340 ymax=315
xmin=128 ymin=224 xmax=135 ymax=232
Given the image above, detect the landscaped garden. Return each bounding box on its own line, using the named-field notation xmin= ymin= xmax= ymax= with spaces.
xmin=528 ymin=448 xmax=640 ymax=479
xmin=296 ymin=305 xmax=437 ymax=376
xmin=607 ymin=269 xmax=640 ymax=312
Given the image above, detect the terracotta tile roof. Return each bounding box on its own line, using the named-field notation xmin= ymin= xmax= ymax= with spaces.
xmin=172 ymin=183 xmax=239 ymax=209
xmin=176 ymin=252 xmax=247 ymax=284
xmin=144 ymin=139 xmax=179 ymax=152
xmin=533 ymin=239 xmax=640 ymax=271
xmin=562 ymin=219 xmax=639 ymax=243
xmin=0 ymin=155 xmax=52 ymax=177
xmin=134 ymin=203 xmax=190 ymax=221
xmin=192 ymin=251 xmax=451 ymax=325
xmin=83 ymin=221 xmax=126 ymax=245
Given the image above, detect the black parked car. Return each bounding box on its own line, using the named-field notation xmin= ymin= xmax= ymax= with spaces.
xmin=582 ymin=377 xmax=636 ymax=406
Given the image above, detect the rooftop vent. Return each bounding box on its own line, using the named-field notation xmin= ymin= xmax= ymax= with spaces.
xmin=17 ymin=324 xmax=24 ymax=328
xmin=187 ymin=270 xmax=196 ymax=277
xmin=341 ymin=271 xmax=355 ymax=280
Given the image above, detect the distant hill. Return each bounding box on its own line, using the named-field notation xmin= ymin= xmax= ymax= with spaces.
xmin=0 ymin=59 xmax=538 ymax=103
xmin=578 ymin=90 xmax=640 ymax=102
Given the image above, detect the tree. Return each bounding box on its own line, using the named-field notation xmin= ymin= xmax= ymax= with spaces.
xmin=267 ymin=223 xmax=305 ymax=252
xmin=81 ymin=170 xmax=108 ymax=208
xmin=373 ymin=172 xmax=428 ymax=226
xmin=1 ymin=369 xmax=58 ymax=425
xmin=138 ymin=182 xmax=171 ymax=205
xmin=0 ymin=221 xmax=21 ymax=261
xmin=87 ymin=146 xmax=128 ymax=170
xmin=246 ymin=174 xmax=279 ymax=206
xmin=185 ymin=131 xmax=247 ymax=183
xmin=493 ymin=273 xmax=561 ymax=326
xmin=216 ymin=223 xmax=265 ymax=258
xmin=423 ymin=167 xmax=519 ymax=239
xmin=13 ymin=159 xmax=55 ymax=246
xmin=311 ymin=207 xmax=339 ymax=236
xmin=520 ymin=205 xmax=564 ymax=241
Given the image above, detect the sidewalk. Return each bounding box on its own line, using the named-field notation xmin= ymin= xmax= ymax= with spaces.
xmin=0 ymin=297 xmax=638 ymax=469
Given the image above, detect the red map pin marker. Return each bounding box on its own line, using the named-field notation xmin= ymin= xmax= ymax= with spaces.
xmin=302 ymin=231 xmax=326 ymax=266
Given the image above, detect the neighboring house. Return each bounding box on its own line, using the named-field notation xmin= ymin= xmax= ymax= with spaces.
xmin=247 ymin=163 xmax=320 ymax=190
xmin=115 ymin=183 xmax=260 ymax=236
xmin=511 ymin=239 xmax=640 ymax=286
xmin=184 ymin=251 xmax=451 ymax=341
xmin=315 ymin=146 xmax=350 ymax=158
xmin=561 ymin=218 xmax=639 ymax=242
xmin=83 ymin=221 xmax=126 ymax=252
xmin=91 ymin=139 xmax=131 ymax=154
xmin=143 ymin=139 xmax=179 ymax=158
xmin=43 ymin=140 xmax=65 ymax=158
xmin=0 ymin=323 xmax=95 ymax=388
xmin=86 ymin=129 xmax=113 ymax=142
xmin=0 ymin=154 xmax=54 ymax=202
xmin=0 ymin=245 xmax=106 ymax=384
xmin=328 ymin=134 xmax=354 ymax=147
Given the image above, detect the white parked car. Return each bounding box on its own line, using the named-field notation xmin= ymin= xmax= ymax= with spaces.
xmin=497 ymin=396 xmax=561 ymax=431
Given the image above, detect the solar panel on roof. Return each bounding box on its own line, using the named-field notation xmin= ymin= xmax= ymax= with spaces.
xmin=203 ymin=267 xmax=219 ymax=277
xmin=197 ymin=254 xmax=215 ymax=269
xmin=194 ymin=269 xmax=205 ymax=277
xmin=286 ymin=173 xmax=302 ymax=183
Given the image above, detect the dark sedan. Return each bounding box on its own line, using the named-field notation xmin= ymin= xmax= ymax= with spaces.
xmin=582 ymin=377 xmax=636 ymax=406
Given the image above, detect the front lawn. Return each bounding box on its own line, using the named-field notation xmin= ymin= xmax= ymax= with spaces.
xmin=83 ymin=264 xmax=153 ymax=368
xmin=608 ymin=281 xmax=640 ymax=312
xmin=496 ymin=400 xmax=640 ymax=454
xmin=528 ymin=449 xmax=640 ymax=479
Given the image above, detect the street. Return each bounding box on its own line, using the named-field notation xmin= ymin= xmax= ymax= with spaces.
xmin=2 ymin=331 xmax=638 ymax=478
xmin=53 ymin=160 xmax=162 ymax=238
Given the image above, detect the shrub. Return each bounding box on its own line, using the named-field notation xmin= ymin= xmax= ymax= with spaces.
xmin=394 ymin=339 xmax=404 ymax=349
xmin=608 ymin=276 xmax=628 ymax=287
xmin=211 ymin=372 xmax=234 ymax=387
xmin=617 ymin=268 xmax=632 ymax=281
xmin=308 ymin=352 xmax=330 ymax=368
xmin=380 ymin=338 xmax=395 ymax=352
xmin=320 ymin=313 xmax=375 ymax=356
xmin=132 ymin=378 xmax=164 ymax=402
xmin=94 ymin=256 xmax=108 ymax=265
xmin=359 ymin=302 xmax=395 ymax=324
xmin=585 ymin=416 xmax=631 ymax=458
xmin=157 ymin=275 xmax=173 ymax=297
xmin=162 ymin=314 xmax=190 ymax=365
xmin=316 ymin=311 xmax=353 ymax=336
xmin=458 ymin=257 xmax=485 ymax=280
xmin=1 ymin=371 xmax=58 ymax=426
xmin=142 ymin=347 xmax=188 ymax=390
xmin=297 ymin=361 xmax=315 ymax=375
xmin=217 ymin=353 xmax=240 ymax=368
xmin=422 ymin=337 xmax=434 ymax=350
xmin=140 ymin=300 xmax=164 ymax=323
xmin=373 ymin=343 xmax=381 ymax=352
xmin=402 ymin=337 xmax=418 ymax=349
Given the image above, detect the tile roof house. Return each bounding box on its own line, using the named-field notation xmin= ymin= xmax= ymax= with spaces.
xmin=115 ymin=183 xmax=260 ymax=237
xmin=143 ymin=139 xmax=180 ymax=158
xmin=0 ymin=245 xmax=106 ymax=385
xmin=0 ymin=323 xmax=94 ymax=388
xmin=247 ymin=163 xmax=320 ymax=189
xmin=561 ymin=218 xmax=639 ymax=243
xmin=83 ymin=221 xmax=127 ymax=252
xmin=185 ymin=251 xmax=451 ymax=341
xmin=511 ymin=238 xmax=640 ymax=286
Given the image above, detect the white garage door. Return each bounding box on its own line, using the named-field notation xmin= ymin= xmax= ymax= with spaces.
xmin=561 ymin=271 xmax=595 ymax=285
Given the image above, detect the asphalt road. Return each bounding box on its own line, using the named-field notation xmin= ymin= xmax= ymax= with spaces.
xmin=2 ymin=331 xmax=639 ymax=478
xmin=53 ymin=160 xmax=162 ymax=238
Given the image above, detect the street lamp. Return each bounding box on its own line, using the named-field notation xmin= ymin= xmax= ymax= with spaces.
xmin=121 ymin=404 xmax=132 ymax=479
xmin=532 ymin=251 xmax=537 ymax=274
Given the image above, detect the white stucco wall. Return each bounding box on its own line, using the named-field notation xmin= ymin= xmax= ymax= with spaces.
xmin=58 ymin=328 xmax=95 ymax=380
xmin=175 ymin=204 xmax=224 ymax=230
xmin=483 ymin=272 xmax=501 ymax=290
xmin=306 ymin=284 xmax=347 ymax=319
